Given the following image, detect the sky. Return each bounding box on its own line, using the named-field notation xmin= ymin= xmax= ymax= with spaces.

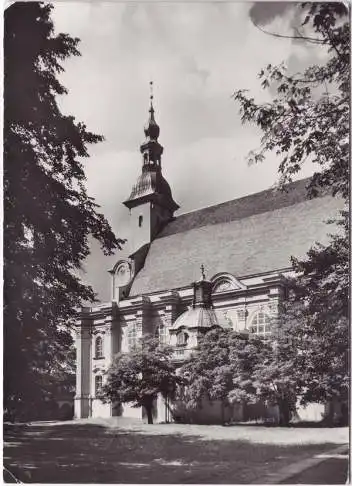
xmin=51 ymin=1 xmax=327 ymax=301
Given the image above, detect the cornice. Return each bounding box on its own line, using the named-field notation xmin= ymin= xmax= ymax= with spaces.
xmin=77 ymin=302 xmax=119 ymax=321
xmin=118 ymin=295 xmax=151 ymax=314
xmin=76 ymin=273 xmax=287 ymax=322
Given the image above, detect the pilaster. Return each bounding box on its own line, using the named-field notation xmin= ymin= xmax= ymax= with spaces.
xmin=136 ymin=296 xmax=151 ymax=336
xmin=267 ymin=282 xmax=285 ymax=331
xmin=236 ymin=307 xmax=249 ymax=332
xmin=103 ymin=304 xmax=118 ymax=365
xmin=160 ymin=291 xmax=180 ymax=327
xmin=74 ymin=309 xmax=92 ymax=419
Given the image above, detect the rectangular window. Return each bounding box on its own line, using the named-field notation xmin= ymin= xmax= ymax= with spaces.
xmin=95 ymin=336 xmax=103 ymax=359
xmin=127 ymin=323 xmax=137 ymax=350
xmin=156 ymin=324 xmax=167 ymax=345
xmin=95 ymin=375 xmax=103 ymax=396
xmin=176 ymin=331 xmax=188 ymax=347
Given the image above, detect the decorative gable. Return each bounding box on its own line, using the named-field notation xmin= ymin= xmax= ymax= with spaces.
xmin=211 ymin=273 xmax=246 ymax=293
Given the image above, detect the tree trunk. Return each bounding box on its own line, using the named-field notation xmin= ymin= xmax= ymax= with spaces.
xmin=164 ymin=394 xmax=168 ymax=423
xmin=278 ymin=399 xmax=290 ymax=426
xmin=221 ymin=400 xmax=225 ymax=425
xmin=323 ymin=401 xmax=334 ymax=426
xmin=145 ymin=404 xmax=153 ymax=424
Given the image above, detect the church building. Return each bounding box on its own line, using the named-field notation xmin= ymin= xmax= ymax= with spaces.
xmin=74 ymin=91 xmax=343 ymax=423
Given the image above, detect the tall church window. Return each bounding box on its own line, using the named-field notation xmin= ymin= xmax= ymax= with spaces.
xmin=139 ymin=215 xmax=143 ymax=227
xmin=249 ymin=311 xmax=271 ymax=339
xmin=155 ymin=323 xmax=167 ymax=345
xmin=95 ymin=375 xmax=103 ymax=396
xmin=127 ymin=322 xmax=138 ymax=350
xmin=176 ymin=331 xmax=189 ymax=347
xmin=95 ymin=336 xmax=103 ymax=359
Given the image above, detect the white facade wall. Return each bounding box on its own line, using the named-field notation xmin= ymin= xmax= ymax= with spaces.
xmin=74 ymin=269 xmax=321 ymax=424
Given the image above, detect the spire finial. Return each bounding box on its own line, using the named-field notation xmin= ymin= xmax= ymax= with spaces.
xmin=200 ymin=264 xmax=206 ymax=280
xmin=149 ymin=81 xmax=154 ymax=112
xmin=144 ymin=81 xmax=159 ymax=140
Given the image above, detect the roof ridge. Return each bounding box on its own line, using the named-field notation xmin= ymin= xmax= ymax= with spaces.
xmin=175 ymin=177 xmax=310 ymax=219
xmin=157 ymin=177 xmax=312 ymax=239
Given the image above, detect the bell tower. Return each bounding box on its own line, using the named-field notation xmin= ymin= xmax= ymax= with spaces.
xmin=123 ymin=83 xmax=179 ymax=253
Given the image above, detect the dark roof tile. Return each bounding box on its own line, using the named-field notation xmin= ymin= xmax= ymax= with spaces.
xmin=158 ymin=178 xmax=312 ymax=238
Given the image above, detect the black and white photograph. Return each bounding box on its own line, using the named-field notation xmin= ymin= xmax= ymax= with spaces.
xmin=3 ymin=1 xmax=350 ymax=483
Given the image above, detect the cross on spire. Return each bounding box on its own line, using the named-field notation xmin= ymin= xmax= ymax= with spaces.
xmin=200 ymin=264 xmax=206 ymax=280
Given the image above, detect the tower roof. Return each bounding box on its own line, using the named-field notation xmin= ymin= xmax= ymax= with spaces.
xmin=123 ymin=170 xmax=179 ymax=211
xmin=170 ymin=306 xmax=219 ymax=331
xmin=124 ymin=83 xmax=179 ymax=212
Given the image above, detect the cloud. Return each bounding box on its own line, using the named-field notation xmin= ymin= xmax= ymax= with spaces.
xmin=51 ymin=2 xmax=320 ymax=300
xmin=249 ymin=2 xmax=296 ymax=26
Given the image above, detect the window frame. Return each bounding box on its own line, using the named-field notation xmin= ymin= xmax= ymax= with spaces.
xmin=127 ymin=322 xmax=138 ymax=350
xmin=176 ymin=330 xmax=189 ymax=347
xmin=155 ymin=323 xmax=167 ymax=346
xmin=95 ymin=335 xmax=104 ymax=359
xmin=95 ymin=375 xmax=103 ymax=397
xmin=249 ymin=311 xmax=271 ymax=339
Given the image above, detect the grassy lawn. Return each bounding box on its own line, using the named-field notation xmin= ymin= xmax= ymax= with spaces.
xmin=3 ymin=419 xmax=348 ymax=484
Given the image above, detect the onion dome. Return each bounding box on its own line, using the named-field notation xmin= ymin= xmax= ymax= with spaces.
xmin=144 ymin=103 xmax=160 ymax=141
xmin=144 ymin=81 xmax=160 ymax=141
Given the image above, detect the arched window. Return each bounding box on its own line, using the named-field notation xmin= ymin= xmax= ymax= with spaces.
xmin=95 ymin=375 xmax=103 ymax=396
xmin=138 ymin=215 xmax=143 ymax=227
xmin=155 ymin=324 xmax=167 ymax=345
xmin=95 ymin=336 xmax=103 ymax=359
xmin=176 ymin=331 xmax=189 ymax=347
xmin=249 ymin=311 xmax=271 ymax=339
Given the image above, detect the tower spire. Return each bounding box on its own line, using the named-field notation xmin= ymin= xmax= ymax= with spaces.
xmin=149 ymin=80 xmax=154 ymax=112
xmin=144 ymin=81 xmax=160 ymax=142
xmin=123 ymin=84 xmax=179 ymax=219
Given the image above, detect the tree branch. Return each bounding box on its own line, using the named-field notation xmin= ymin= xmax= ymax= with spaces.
xmin=252 ymin=20 xmax=325 ymax=45
xmin=322 ymin=24 xmax=344 ymax=60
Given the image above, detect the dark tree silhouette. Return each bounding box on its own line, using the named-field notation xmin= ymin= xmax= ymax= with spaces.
xmin=4 ymin=2 xmax=124 ymax=420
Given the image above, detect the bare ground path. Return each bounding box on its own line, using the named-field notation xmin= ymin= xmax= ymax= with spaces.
xmin=3 ymin=418 xmax=349 ymax=484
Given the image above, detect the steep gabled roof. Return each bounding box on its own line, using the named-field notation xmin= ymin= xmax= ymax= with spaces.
xmin=159 ymin=178 xmax=315 ymax=238
xmin=129 ymin=179 xmax=343 ymax=296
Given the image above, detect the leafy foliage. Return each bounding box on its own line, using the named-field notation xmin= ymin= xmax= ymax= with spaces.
xmin=252 ymin=329 xmax=303 ymax=426
xmin=4 ymin=2 xmax=124 ymax=420
xmin=178 ymin=328 xmax=263 ymax=423
xmin=103 ymin=335 xmax=180 ymax=423
xmin=234 ymin=2 xmax=349 ymax=420
xmin=283 ymin=210 xmax=349 ymax=408
xmin=234 ymin=3 xmax=349 ymax=199
xmin=228 ymin=334 xmax=265 ymax=405
xmin=178 ymin=329 xmax=232 ymax=412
